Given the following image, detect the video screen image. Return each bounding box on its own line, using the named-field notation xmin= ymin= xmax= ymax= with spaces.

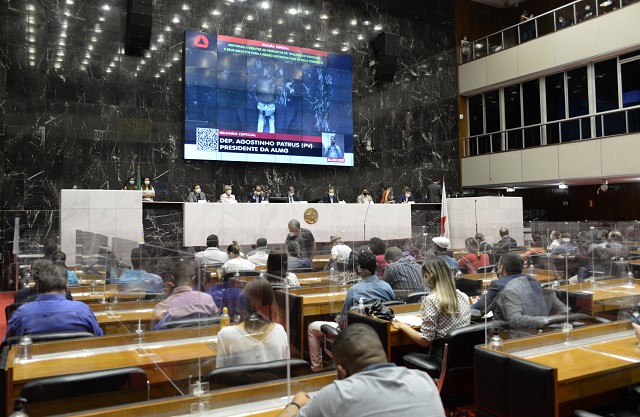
xmin=184 ymin=31 xmax=354 ymax=167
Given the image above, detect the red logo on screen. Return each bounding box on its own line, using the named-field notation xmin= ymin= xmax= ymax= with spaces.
xmin=194 ymin=35 xmax=209 ymax=49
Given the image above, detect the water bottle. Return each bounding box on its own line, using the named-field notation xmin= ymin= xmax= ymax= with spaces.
xmin=627 ymin=271 xmax=635 ymax=286
xmin=220 ymin=307 xmax=231 ymax=328
xmin=455 ymin=269 xmax=462 ymax=278
xmin=17 ymin=336 xmax=33 ymax=361
xmin=357 ymin=298 xmax=365 ymax=314
xmin=329 ymin=266 xmax=336 ymax=279
xmin=528 ymin=263 xmax=535 ymax=277
xmin=552 ymin=280 xmax=560 ymax=289
xmin=488 ymin=329 xmax=503 ymax=351
xmin=10 ymin=398 xmax=28 ymax=417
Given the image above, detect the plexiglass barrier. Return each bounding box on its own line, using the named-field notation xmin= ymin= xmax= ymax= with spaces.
xmin=3 ymin=212 xmax=640 ymax=416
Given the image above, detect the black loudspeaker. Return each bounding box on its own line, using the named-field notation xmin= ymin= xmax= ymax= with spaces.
xmin=125 ymin=0 xmax=153 ymax=55
xmin=373 ymin=32 xmax=399 ymax=82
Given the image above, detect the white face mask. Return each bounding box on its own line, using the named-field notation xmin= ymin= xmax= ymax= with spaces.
xmin=144 ymin=181 xmax=150 ymax=185
xmin=257 ymin=102 xmax=276 ymax=116
xmin=550 ymin=235 xmax=554 ymax=240
xmin=195 ymin=188 xmax=201 ymax=193
xmin=129 ymin=180 xmax=134 ymax=185
xmin=405 ymin=193 xmax=411 ymax=198
xmin=226 ymin=190 xmax=232 ymax=195
xmin=329 ymin=192 xmax=334 ymax=197
xmin=255 ymin=190 xmax=261 ymax=195
xmin=288 ymin=192 xmax=294 ymax=196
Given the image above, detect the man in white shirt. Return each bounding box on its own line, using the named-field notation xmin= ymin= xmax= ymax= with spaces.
xmin=195 ymin=234 xmax=229 ymax=268
xmin=547 ymin=230 xmax=560 ymax=251
xmin=247 ymin=238 xmax=269 ymax=266
xmin=327 ymin=235 xmax=352 ymax=271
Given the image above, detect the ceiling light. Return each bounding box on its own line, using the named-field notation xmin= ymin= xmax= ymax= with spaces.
xmin=304 ymin=25 xmax=311 ymax=30
xmin=85 ymin=53 xmax=90 ymax=58
xmin=331 ymin=29 xmax=339 ymax=35
xmin=106 ymin=68 xmax=111 ymax=73
xmin=58 ymin=40 xmax=65 ymax=46
xmin=54 ymin=62 xmax=61 ymax=68
xmin=98 ymin=16 xmax=105 ymax=22
xmin=260 ymin=1 xmax=270 ymax=9
xmin=155 ymin=74 xmax=160 ymax=78
xmin=88 ymin=44 xmax=94 ymax=50
xmin=341 ymin=46 xmax=348 ymax=52
xmin=82 ymin=59 xmax=88 ymax=65
xmin=172 ymin=55 xmax=179 ymax=61
xmin=165 ymin=25 xmax=172 ymax=31
xmin=102 ymin=4 xmax=110 ymax=10
xmin=109 ymin=62 xmax=115 ymax=67
xmin=363 ymin=20 xmax=370 ymax=25
xmin=277 ymin=19 xmax=283 ymax=24
xmin=357 ymin=34 xmax=364 ymax=40
xmin=350 ymin=19 xmax=357 ymax=26
xmin=28 ymin=47 xmax=35 ymax=53
xmin=373 ymin=24 xmax=383 ymax=30
xmin=80 ymin=65 xmax=86 ymax=70
xmin=26 ymin=4 xmax=36 ymax=11
xmin=160 ymin=68 xmax=165 ymax=73
xmin=140 ymin=59 xmax=146 ymax=64
xmin=313 ymin=43 xmax=320 ymax=48
xmin=246 ymin=15 xmax=254 ymax=21
xmin=57 ymin=50 xmax=65 ymax=56
xmin=211 ymin=10 xmax=221 ymax=15
xmin=287 ymin=7 xmax=298 ymax=15
xmin=287 ymin=38 xmax=294 ymax=43
xmin=66 ymin=0 xmax=74 ymax=4
xmin=559 ymin=184 xmax=568 ymax=189
xmin=157 ymin=36 xmax=164 ymax=43
xmin=202 ymin=22 xmax=209 ymax=29
xmin=28 ymin=36 xmax=35 ymax=43
xmin=320 ymin=14 xmax=328 ymax=20
xmin=30 ymin=60 xmax=35 ymax=66
xmin=172 ymin=16 xmax=180 ymax=24
xmin=182 ymin=4 xmax=189 ymax=11
xmin=506 ymin=187 xmax=516 ymax=192
xmin=90 ymin=36 xmax=97 ymax=42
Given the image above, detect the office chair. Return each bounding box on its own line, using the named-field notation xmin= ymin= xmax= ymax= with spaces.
xmin=155 ymin=315 xmax=221 ymax=330
xmin=21 ymin=367 xmax=149 ymax=416
xmin=222 ymin=270 xmax=261 ymax=283
xmin=476 ymin=265 xmax=496 ymax=274
xmin=201 ymin=359 xmax=311 ymax=390
xmin=405 ymin=291 xmax=428 ymax=304
xmin=320 ymin=323 xmax=340 ymax=360
xmin=4 ymin=302 xmax=25 ymax=324
xmin=1 ymin=332 xmax=96 ymax=349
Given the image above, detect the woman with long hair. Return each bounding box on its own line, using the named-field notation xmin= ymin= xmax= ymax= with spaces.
xmin=263 ymin=250 xmax=300 ymax=287
xmin=457 ymin=237 xmax=490 ymax=274
xmin=393 ymin=257 xmax=470 ymax=366
xmin=215 ymin=276 xmax=289 ymax=367
xmin=141 ymin=177 xmax=155 ymax=202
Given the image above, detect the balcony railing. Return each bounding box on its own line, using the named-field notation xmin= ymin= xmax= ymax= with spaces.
xmin=460 ymin=0 xmax=638 ymax=64
xmin=462 ymin=104 xmax=640 ymax=157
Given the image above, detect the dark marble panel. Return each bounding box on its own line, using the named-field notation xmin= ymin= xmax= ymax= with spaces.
xmin=1 ymin=0 xmax=460 ymax=275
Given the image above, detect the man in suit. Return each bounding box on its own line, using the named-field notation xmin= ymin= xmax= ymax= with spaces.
xmin=286 ymin=185 xmax=299 ymax=203
xmin=397 ymin=187 xmax=415 ymax=204
xmin=248 ymin=185 xmax=267 ymax=203
xmin=322 ymin=186 xmax=339 ymax=203
xmin=426 ymin=179 xmax=442 ymax=203
xmin=187 ymin=184 xmax=207 ymax=202
xmin=494 ymin=227 xmax=517 ymax=256
xmin=472 ymin=253 xmax=523 ymax=313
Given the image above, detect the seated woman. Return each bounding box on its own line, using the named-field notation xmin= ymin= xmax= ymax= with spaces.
xmin=220 ymin=184 xmax=237 ymax=203
xmin=261 ymin=250 xmax=300 ymax=287
xmin=215 ymin=276 xmax=289 ymax=368
xmin=141 ymin=177 xmax=155 ymax=202
xmin=457 ymin=237 xmax=490 ymax=274
xmin=393 ymin=257 xmax=471 ymax=367
xmin=221 ymin=241 xmax=255 ymax=275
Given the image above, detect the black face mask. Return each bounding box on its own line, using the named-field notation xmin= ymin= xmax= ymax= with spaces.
xmin=363 ymin=192 xmax=368 ymax=196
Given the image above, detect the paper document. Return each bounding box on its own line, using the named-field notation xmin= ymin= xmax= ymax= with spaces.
xmin=395 ymin=314 xmax=422 ymax=327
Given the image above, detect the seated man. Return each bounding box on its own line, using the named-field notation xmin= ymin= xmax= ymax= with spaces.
xmin=153 ymin=261 xmax=218 ymax=329
xmin=494 ymin=227 xmax=517 ymax=256
xmin=116 ymin=247 xmax=164 ymax=297
xmin=493 ymin=274 xmax=569 ymax=329
xmin=278 ymin=323 xmax=446 ymax=417
xmin=221 ymin=242 xmax=256 ymax=275
xmin=383 ymin=246 xmax=425 ymax=301
xmin=15 ymin=259 xmax=73 ymax=303
xmin=247 ymin=238 xmax=269 ymax=266
xmin=472 ymin=253 xmax=524 ymax=313
xmin=286 ymin=240 xmax=312 ymax=270
xmin=6 ymin=263 xmax=104 ymax=338
xmin=307 ymin=252 xmax=395 ymax=372
xmin=195 ymin=234 xmax=229 ymax=268
xmin=430 ymin=237 xmax=458 ymax=271
xmin=51 ymin=251 xmax=79 ymax=285
xmin=327 ymin=235 xmax=352 ymax=271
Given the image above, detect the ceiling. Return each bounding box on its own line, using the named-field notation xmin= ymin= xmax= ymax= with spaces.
xmin=471 ymin=0 xmax=528 ymax=8
xmin=473 ymin=174 xmax=640 ymax=191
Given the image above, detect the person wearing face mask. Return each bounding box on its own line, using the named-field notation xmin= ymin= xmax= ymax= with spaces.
xmin=249 ymin=77 xmax=302 ymax=135
xmin=397 ymin=187 xmax=415 ymax=204
xmin=187 ymin=184 xmax=207 ymax=202
xmin=141 ymin=177 xmax=155 ymax=202
xmin=305 ymin=251 xmax=395 ymax=372
xmin=356 ymin=187 xmax=373 ymax=204
xmin=248 ymin=185 xmax=267 ymax=203
xmin=219 ymin=184 xmax=237 ymax=203
xmin=471 ymin=253 xmax=525 ymax=314
xmin=123 ymin=177 xmax=137 ymax=190
xmin=322 ymin=186 xmax=339 ymax=203
xmin=286 ymin=185 xmax=299 ymax=203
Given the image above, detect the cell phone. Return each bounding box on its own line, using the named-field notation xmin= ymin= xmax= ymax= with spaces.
xmin=628 ymin=312 xmax=640 ymax=325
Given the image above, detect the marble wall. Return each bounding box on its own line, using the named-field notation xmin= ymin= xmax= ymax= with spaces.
xmin=0 ymin=0 xmax=459 ymax=264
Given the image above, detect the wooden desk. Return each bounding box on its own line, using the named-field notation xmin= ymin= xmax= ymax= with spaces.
xmin=5 ymin=327 xmax=221 ymax=415
xmin=94 ymin=308 xmax=155 ymax=335
xmin=552 ymin=278 xmax=640 ymax=316
xmin=51 ymin=373 xmax=336 ymax=417
xmin=482 ymin=321 xmax=640 ymax=416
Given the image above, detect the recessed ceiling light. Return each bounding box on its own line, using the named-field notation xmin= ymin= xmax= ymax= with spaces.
xmin=313 ymin=43 xmax=320 ymax=48
xmin=277 ymin=19 xmax=283 ymax=24
xmin=373 ymin=24 xmax=383 ymax=30
xmin=357 ymin=34 xmax=364 ymax=40
xmin=140 ymin=59 xmax=146 ymax=64
xmin=66 ymin=0 xmax=74 ymax=4
xmin=172 ymin=16 xmax=180 ymax=23
xmin=80 ymin=65 xmax=86 ymax=70
xmin=246 ymin=15 xmax=254 ymax=21
xmin=350 ymin=19 xmax=357 ymax=26
xmin=82 ymin=59 xmax=88 ymax=65
xmin=211 ymin=10 xmax=221 ymax=15
xmin=155 ymin=73 xmax=160 ymax=78
xmin=106 ymin=67 xmax=111 ymax=73
xmin=202 ymin=22 xmax=209 ymax=29
xmin=102 ymin=4 xmax=110 ymax=10
xmin=287 ymin=7 xmax=297 ymax=15
xmin=54 ymin=62 xmax=61 ymax=68
xmin=331 ymin=29 xmax=339 ymax=35
xmin=260 ymin=1 xmax=270 ymax=9
xmin=363 ymin=20 xmax=370 ymax=25
xmin=182 ymin=3 xmax=189 ymax=10
xmin=559 ymin=184 xmax=568 ymax=189
xmin=320 ymin=14 xmax=328 ymax=20
xmin=165 ymin=25 xmax=172 ymax=31
xmin=98 ymin=16 xmax=105 ymax=22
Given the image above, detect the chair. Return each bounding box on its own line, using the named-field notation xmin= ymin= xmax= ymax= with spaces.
xmin=222 ymin=270 xmax=261 ymax=283
xmin=1 ymin=332 xmax=96 ymax=349
xmin=382 ymin=300 xmax=404 ymax=307
xmin=201 ymin=359 xmax=311 ymax=390
xmin=405 ymin=291 xmax=428 ymax=304
xmin=402 ymin=323 xmax=492 ymax=411
xmin=21 ymin=367 xmax=149 ymax=416
xmin=155 ymin=315 xmax=221 ymax=330
xmin=320 ymin=323 xmax=340 ymax=360
xmin=476 ymin=265 xmax=496 ymax=274
xmin=5 ymin=302 xmax=25 ymax=324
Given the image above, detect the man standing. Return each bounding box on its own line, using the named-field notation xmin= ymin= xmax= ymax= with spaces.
xmin=153 ymin=262 xmax=218 ymax=328
xmin=6 ymin=263 xmax=104 ymax=338
xmin=281 ymin=324 xmax=445 ymax=417
xmin=383 ymin=246 xmax=425 ymax=301
xmin=195 ymin=234 xmax=229 ymax=267
xmin=285 ymin=219 xmax=316 ymax=260
xmin=427 ymin=179 xmax=442 ymax=203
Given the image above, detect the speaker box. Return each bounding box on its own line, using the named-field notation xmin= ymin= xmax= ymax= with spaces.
xmin=374 ymin=32 xmax=399 ymax=52
xmin=126 ymin=0 xmax=153 ymax=54
xmin=372 ymin=32 xmax=399 ymax=82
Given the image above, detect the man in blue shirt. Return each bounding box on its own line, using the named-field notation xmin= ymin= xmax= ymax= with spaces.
xmin=115 ymin=247 xmax=164 ymax=297
xmin=6 ymin=263 xmax=103 ymax=338
xmin=307 ymin=252 xmax=395 ymax=372
xmin=471 ymin=253 xmax=524 ymax=313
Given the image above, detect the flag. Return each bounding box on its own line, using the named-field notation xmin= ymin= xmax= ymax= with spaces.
xmin=136 ymin=163 xmax=141 ymax=190
xmin=440 ymin=180 xmax=449 ymax=239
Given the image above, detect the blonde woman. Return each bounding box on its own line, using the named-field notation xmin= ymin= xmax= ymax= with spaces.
xmin=393 ymin=257 xmax=470 ymax=366
xmin=457 ymin=237 xmax=490 ymax=274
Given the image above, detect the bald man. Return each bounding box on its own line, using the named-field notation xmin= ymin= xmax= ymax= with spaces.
xmin=277 ymin=323 xmax=445 ymax=417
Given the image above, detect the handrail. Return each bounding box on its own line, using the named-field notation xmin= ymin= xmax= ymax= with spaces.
xmin=460 ymin=0 xmax=627 ymax=63
xmin=461 ymin=104 xmax=640 ymax=157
